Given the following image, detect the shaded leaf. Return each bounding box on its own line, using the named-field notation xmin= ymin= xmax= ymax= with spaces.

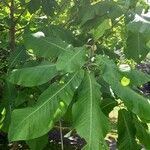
xmin=125 ymin=32 xmax=149 ymax=62
xmin=28 ymin=0 xmax=41 ymax=14
xmin=26 ymin=134 xmax=48 ymax=150
xmin=96 ymin=55 xmax=150 ymax=121
xmin=133 ymin=116 xmax=150 ymax=149
xmin=117 ymin=109 xmax=140 ymax=150
xmin=8 ymin=71 xmax=84 ymax=141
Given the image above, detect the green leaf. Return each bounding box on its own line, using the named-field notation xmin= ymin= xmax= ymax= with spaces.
xmin=26 ymin=134 xmax=48 ymax=150
xmin=100 ymin=98 xmax=118 ymax=116
xmin=92 ymin=19 xmax=111 ymax=41
xmin=28 ymin=0 xmax=41 ymax=14
xmin=124 ymin=69 xmax=150 ymax=86
xmin=8 ymin=71 xmax=84 ymax=141
xmin=56 ymin=47 xmax=86 ymax=73
xmin=97 ymin=55 xmax=150 ymax=121
xmin=8 ymin=45 xmax=29 ymax=68
xmin=133 ymin=117 xmax=150 ymax=149
xmin=8 ymin=63 xmax=57 ymax=87
xmin=73 ymin=72 xmax=110 ymax=150
xmin=125 ymin=32 xmax=149 ymax=62
xmin=41 ymin=0 xmax=57 ymax=16
xmin=117 ymin=109 xmax=140 ymax=150
xmin=24 ymin=33 xmax=70 ymax=58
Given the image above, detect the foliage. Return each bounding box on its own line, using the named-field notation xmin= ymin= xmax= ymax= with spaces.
xmin=0 ymin=0 xmax=150 ymax=149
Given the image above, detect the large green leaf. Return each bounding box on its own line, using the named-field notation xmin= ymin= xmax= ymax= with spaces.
xmin=8 ymin=63 xmax=57 ymax=87
xmin=100 ymin=98 xmax=118 ymax=116
xmin=8 ymin=71 xmax=84 ymax=141
xmin=96 ymin=55 xmax=150 ymax=121
xmin=72 ymin=72 xmax=110 ymax=150
xmin=56 ymin=47 xmax=86 ymax=73
xmin=92 ymin=19 xmax=111 ymax=41
xmin=41 ymin=0 xmax=57 ymax=16
xmin=133 ymin=117 xmax=150 ymax=149
xmin=117 ymin=109 xmax=140 ymax=150
xmin=125 ymin=32 xmax=149 ymax=62
xmin=26 ymin=134 xmax=48 ymax=150
xmin=27 ymin=0 xmax=41 ymax=14
xmin=122 ymin=69 xmax=150 ymax=86
xmin=24 ymin=34 xmax=70 ymax=58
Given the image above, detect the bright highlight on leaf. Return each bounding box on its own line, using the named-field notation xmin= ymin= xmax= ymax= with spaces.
xmin=121 ymin=77 xmax=130 ymax=86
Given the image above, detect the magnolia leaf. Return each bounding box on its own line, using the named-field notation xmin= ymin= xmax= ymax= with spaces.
xmin=8 ymin=63 xmax=57 ymax=87
xmin=96 ymin=55 xmax=150 ymax=121
xmin=123 ymin=69 xmax=150 ymax=86
xmin=56 ymin=47 xmax=86 ymax=73
xmin=26 ymin=134 xmax=48 ymax=150
xmin=117 ymin=109 xmax=140 ymax=150
xmin=133 ymin=117 xmax=150 ymax=149
xmin=125 ymin=32 xmax=149 ymax=62
xmin=24 ymin=34 xmax=70 ymax=58
xmin=8 ymin=71 xmax=84 ymax=141
xmin=92 ymin=19 xmax=111 ymax=41
xmin=73 ymin=72 xmax=110 ymax=150
xmin=28 ymin=0 xmax=41 ymax=14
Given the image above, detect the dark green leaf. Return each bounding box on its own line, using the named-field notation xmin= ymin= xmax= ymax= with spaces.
xmin=8 ymin=71 xmax=84 ymax=141
xmin=117 ymin=109 xmax=140 ymax=150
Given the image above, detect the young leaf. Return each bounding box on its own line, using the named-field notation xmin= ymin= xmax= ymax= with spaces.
xmin=56 ymin=47 xmax=86 ymax=73
xmin=73 ymin=72 xmax=110 ymax=150
xmin=8 ymin=63 xmax=57 ymax=87
xmin=8 ymin=71 xmax=84 ymax=141
xmin=117 ymin=109 xmax=140 ymax=150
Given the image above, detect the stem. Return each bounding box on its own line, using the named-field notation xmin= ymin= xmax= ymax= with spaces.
xmin=9 ymin=0 xmax=16 ymax=51
xmin=59 ymin=121 xmax=64 ymax=150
